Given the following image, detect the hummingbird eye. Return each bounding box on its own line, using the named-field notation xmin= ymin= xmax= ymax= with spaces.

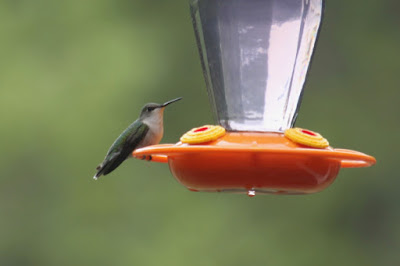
xmin=147 ymin=107 xmax=154 ymax=112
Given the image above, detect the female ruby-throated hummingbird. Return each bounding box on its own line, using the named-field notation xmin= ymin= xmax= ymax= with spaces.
xmin=93 ymin=97 xmax=182 ymax=180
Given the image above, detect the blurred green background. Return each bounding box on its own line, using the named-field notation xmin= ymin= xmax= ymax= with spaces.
xmin=1 ymin=0 xmax=399 ymax=265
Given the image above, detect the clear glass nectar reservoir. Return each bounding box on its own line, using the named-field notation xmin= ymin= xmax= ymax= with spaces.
xmin=190 ymin=0 xmax=324 ymax=132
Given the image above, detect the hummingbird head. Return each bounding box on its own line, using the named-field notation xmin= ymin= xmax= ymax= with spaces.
xmin=139 ymin=97 xmax=182 ymax=126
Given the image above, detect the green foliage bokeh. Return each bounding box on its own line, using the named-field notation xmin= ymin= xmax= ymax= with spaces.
xmin=1 ymin=0 xmax=399 ymax=265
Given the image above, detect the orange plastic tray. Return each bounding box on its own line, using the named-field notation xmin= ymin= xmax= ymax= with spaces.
xmin=133 ymin=132 xmax=376 ymax=195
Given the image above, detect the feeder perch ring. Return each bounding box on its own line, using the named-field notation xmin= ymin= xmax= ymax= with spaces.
xmin=180 ymin=125 xmax=226 ymax=144
xmin=285 ymin=128 xmax=329 ymax=148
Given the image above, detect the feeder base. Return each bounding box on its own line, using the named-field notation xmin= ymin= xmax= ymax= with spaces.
xmin=133 ymin=132 xmax=376 ymax=195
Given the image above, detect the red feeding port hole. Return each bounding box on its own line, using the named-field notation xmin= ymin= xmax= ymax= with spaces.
xmin=194 ymin=126 xmax=209 ymax=133
xmin=301 ymin=129 xmax=317 ymax=136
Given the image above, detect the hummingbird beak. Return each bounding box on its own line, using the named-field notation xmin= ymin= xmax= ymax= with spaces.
xmin=161 ymin=97 xmax=182 ymax=108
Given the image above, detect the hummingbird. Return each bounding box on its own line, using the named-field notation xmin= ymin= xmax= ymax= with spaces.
xmin=93 ymin=97 xmax=182 ymax=180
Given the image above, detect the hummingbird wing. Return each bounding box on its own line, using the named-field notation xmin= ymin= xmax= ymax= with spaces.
xmin=94 ymin=121 xmax=149 ymax=178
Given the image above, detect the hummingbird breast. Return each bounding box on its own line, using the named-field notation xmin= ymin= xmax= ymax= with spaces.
xmin=140 ymin=125 xmax=163 ymax=148
xmin=139 ymin=109 xmax=164 ymax=148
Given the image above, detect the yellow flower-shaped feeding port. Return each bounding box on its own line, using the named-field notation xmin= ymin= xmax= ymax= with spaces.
xmin=284 ymin=128 xmax=329 ymax=149
xmin=180 ymin=125 xmax=226 ymax=144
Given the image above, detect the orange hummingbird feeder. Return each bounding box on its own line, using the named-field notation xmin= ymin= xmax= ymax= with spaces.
xmin=133 ymin=0 xmax=376 ymax=196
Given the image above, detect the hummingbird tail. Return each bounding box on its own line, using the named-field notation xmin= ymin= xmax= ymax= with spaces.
xmin=93 ymin=151 xmax=127 ymax=180
xmin=93 ymin=163 xmax=105 ymax=180
xmin=94 ymin=166 xmax=106 ymax=180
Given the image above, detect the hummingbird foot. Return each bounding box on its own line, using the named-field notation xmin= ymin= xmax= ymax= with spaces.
xmin=139 ymin=155 xmax=152 ymax=161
